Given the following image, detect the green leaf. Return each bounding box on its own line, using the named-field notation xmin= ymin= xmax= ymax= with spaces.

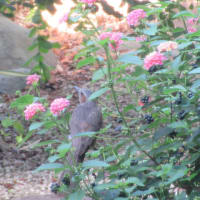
xmin=75 ymin=131 xmax=97 ymax=137
xmin=167 ymin=166 xmax=187 ymax=184
xmin=10 ymin=94 xmax=34 ymax=111
xmin=29 ymin=28 xmax=37 ymax=38
xmin=89 ymin=87 xmax=109 ymax=100
xmin=83 ymin=160 xmax=110 ymax=168
xmin=92 ymin=68 xmax=107 ymax=81
xmin=77 ymin=56 xmax=96 ymax=68
xmin=68 ymin=190 xmax=85 ymax=200
xmin=189 ymin=67 xmax=200 ymax=74
xmin=154 ymin=126 xmax=173 ymax=140
xmin=143 ymin=23 xmax=157 ymax=36
xmin=169 ymin=121 xmax=188 ymax=129
xmin=178 ymin=41 xmax=193 ymax=50
xmin=173 ymin=10 xmax=195 ymax=18
xmin=126 ymin=177 xmax=144 ymax=186
xmin=118 ymin=53 xmax=142 ymax=65
xmin=163 ymin=85 xmax=186 ymax=94
xmin=57 ymin=143 xmax=71 ymax=155
xmin=48 ymin=155 xmax=60 ymax=163
xmin=13 ymin=121 xmax=25 ymax=135
xmin=133 ymin=187 xmax=155 ymax=196
xmin=171 ymin=55 xmax=183 ymax=72
xmin=33 ymin=140 xmax=59 ymax=148
xmin=29 ymin=122 xmax=45 ymax=131
xmin=1 ymin=118 xmax=13 ymax=128
xmin=34 ymin=163 xmax=64 ymax=172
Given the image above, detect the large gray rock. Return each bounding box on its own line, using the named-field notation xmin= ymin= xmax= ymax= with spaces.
xmin=0 ymin=15 xmax=57 ymax=94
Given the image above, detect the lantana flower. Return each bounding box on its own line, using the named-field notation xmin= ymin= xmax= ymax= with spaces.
xmin=144 ymin=51 xmax=167 ymax=70
xmin=24 ymin=103 xmax=45 ymax=120
xmin=26 ymin=74 xmax=40 ymax=85
xmin=157 ymin=41 xmax=178 ymax=52
xmin=50 ymin=98 xmax=70 ymax=116
xmin=99 ymin=32 xmax=123 ymax=50
xmin=127 ymin=9 xmax=146 ymax=27
xmin=135 ymin=35 xmax=147 ymax=42
xmin=59 ymin=12 xmax=68 ymax=24
xmin=186 ymin=17 xmax=199 ymax=33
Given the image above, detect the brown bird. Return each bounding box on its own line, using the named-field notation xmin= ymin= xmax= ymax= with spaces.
xmin=58 ymin=86 xmax=102 ymax=186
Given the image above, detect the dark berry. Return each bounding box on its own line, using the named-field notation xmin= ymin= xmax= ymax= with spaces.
xmin=187 ymin=92 xmax=193 ymax=99
xmin=175 ymin=92 xmax=182 ymax=105
xmin=192 ymin=64 xmax=199 ymax=69
xmin=169 ymin=131 xmax=177 ymax=139
xmin=178 ymin=110 xmax=187 ymax=120
xmin=130 ymin=160 xmax=138 ymax=166
xmin=119 ymin=191 xmax=128 ymax=197
xmin=144 ymin=114 xmax=154 ymax=124
xmin=149 ymin=65 xmax=163 ymax=74
xmin=117 ymin=118 xmax=123 ymax=123
xmin=141 ymin=96 xmax=150 ymax=104
xmin=91 ymin=183 xmax=96 ymax=188
xmin=50 ymin=183 xmax=60 ymax=194
xmin=172 ymin=79 xmax=176 ymax=84
xmin=148 ymin=65 xmax=157 ymax=74
xmin=118 ymin=173 xmax=126 ymax=179
xmin=61 ymin=176 xmax=70 ymax=186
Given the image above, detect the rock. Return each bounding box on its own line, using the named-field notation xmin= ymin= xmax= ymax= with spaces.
xmin=0 ymin=15 xmax=57 ymax=94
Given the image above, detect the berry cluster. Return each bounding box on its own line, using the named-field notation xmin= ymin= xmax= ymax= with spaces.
xmin=141 ymin=96 xmax=150 ymax=104
xmin=61 ymin=176 xmax=70 ymax=186
xmin=178 ymin=110 xmax=187 ymax=120
xmin=175 ymin=92 xmax=182 ymax=105
xmin=144 ymin=114 xmax=154 ymax=124
xmin=50 ymin=183 xmax=60 ymax=194
xmin=148 ymin=65 xmax=163 ymax=74
xmin=192 ymin=63 xmax=199 ymax=69
xmin=187 ymin=92 xmax=193 ymax=99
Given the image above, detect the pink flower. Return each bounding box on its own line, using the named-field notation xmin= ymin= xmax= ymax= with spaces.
xmin=127 ymin=9 xmax=146 ymax=27
xmin=24 ymin=103 xmax=45 ymax=120
xmin=59 ymin=12 xmax=68 ymax=24
xmin=80 ymin=0 xmax=96 ymax=5
xmin=144 ymin=51 xmax=167 ymax=70
xmin=26 ymin=74 xmax=40 ymax=85
xmin=99 ymin=32 xmax=112 ymax=40
xmin=157 ymin=41 xmax=178 ymax=52
xmin=109 ymin=32 xmax=123 ymax=50
xmin=187 ymin=18 xmax=198 ymax=25
xmin=99 ymin=32 xmax=123 ymax=50
xmin=135 ymin=35 xmax=147 ymax=42
xmin=187 ymin=27 xmax=197 ymax=33
xmin=50 ymin=98 xmax=70 ymax=115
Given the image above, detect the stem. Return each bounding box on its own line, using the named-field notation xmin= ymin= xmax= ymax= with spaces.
xmin=104 ymin=45 xmax=159 ymax=166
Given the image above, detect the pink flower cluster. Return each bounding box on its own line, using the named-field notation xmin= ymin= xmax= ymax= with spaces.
xmin=127 ymin=9 xmax=146 ymax=27
xmin=50 ymin=98 xmax=70 ymax=115
xmin=144 ymin=51 xmax=167 ymax=70
xmin=24 ymin=103 xmax=45 ymax=120
xmin=26 ymin=74 xmax=40 ymax=85
xmin=135 ymin=35 xmax=147 ymax=42
xmin=80 ymin=0 xmax=96 ymax=5
xmin=187 ymin=17 xmax=198 ymax=33
xmin=59 ymin=12 xmax=68 ymax=24
xmin=99 ymin=32 xmax=123 ymax=50
xmin=157 ymin=41 xmax=178 ymax=52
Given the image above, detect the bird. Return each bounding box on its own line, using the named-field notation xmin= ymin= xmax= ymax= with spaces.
xmin=58 ymin=86 xmax=102 ymax=187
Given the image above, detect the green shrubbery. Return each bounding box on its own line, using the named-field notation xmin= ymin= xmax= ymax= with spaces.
xmin=2 ymin=0 xmax=200 ymax=199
